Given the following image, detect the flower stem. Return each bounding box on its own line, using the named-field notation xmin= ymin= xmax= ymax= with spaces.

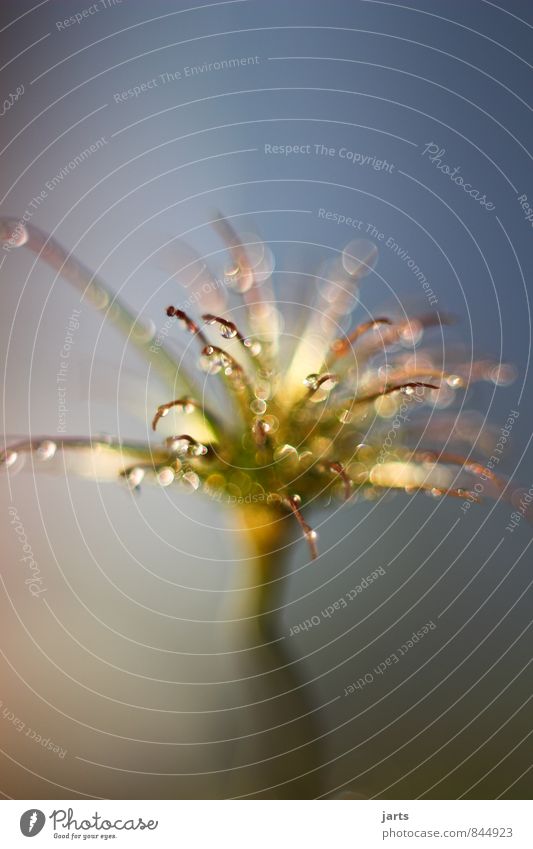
xmin=224 ymin=507 xmax=325 ymax=799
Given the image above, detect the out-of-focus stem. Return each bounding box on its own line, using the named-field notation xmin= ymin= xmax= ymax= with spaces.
xmin=224 ymin=507 xmax=325 ymax=799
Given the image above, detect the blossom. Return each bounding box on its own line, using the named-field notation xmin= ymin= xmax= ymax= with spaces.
xmin=0 ymin=214 xmax=513 ymax=558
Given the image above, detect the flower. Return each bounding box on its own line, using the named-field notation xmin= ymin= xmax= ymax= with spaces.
xmin=0 ymin=214 xmax=513 ymax=559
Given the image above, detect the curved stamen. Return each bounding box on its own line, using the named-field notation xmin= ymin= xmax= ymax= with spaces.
xmin=284 ymin=495 xmax=318 ymax=559
xmin=408 ymin=450 xmax=507 ymax=491
xmin=152 ymin=398 xmax=198 ymax=431
xmin=330 ymin=317 xmax=393 ymax=359
xmin=355 ymin=312 xmax=455 ymax=360
xmin=352 ymin=381 xmax=439 ymax=407
xmin=166 ymin=306 xmax=209 ymax=346
xmin=329 ymin=461 xmax=352 ymax=501
xmin=202 ymin=313 xmax=262 ymax=360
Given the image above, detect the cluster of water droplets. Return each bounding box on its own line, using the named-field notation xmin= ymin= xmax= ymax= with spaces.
xmin=165 ymin=435 xmax=208 ymax=457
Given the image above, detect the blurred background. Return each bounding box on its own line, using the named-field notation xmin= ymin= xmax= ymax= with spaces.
xmin=0 ymin=0 xmax=531 ymax=799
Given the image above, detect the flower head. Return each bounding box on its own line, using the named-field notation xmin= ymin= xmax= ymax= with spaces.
xmin=0 ymin=214 xmax=514 ymax=558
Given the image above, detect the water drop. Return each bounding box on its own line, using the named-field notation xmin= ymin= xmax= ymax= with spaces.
xmin=203 ymin=315 xmax=238 ymax=339
xmin=166 ymin=435 xmax=207 ymax=457
xmin=303 ymin=374 xmax=320 ymax=391
xmin=0 ymin=218 xmax=29 ymax=248
xmin=243 ymin=338 xmax=262 ymax=357
xmin=446 ymin=374 xmax=463 ymax=388
xmin=254 ymin=379 xmax=271 ymax=400
xmin=86 ymin=285 xmax=109 ymax=311
xmin=37 ymin=440 xmax=57 ymax=461
xmin=400 ymin=320 xmax=423 ymax=347
xmin=274 ymin=444 xmax=298 ymax=461
xmin=1 ymin=449 xmax=18 ymax=468
xmin=158 ymin=467 xmax=175 ymax=487
xmin=378 ymin=364 xmax=394 ymax=380
xmin=132 ymin=319 xmax=156 ymax=343
xmin=342 ymin=239 xmax=379 ymax=278
xmin=182 ymin=470 xmax=200 ymax=490
xmin=263 ymin=414 xmax=279 ymax=433
xmin=127 ymin=467 xmax=145 ymax=488
xmin=199 ymin=349 xmax=223 ymax=374
xmin=167 ymin=437 xmax=190 ymax=454
xmin=250 ymin=398 xmax=267 ymax=415
xmin=489 ymin=364 xmax=516 ymax=386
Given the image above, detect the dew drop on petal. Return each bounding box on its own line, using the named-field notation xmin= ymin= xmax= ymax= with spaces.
xmin=191 ymin=442 xmax=208 ymax=457
xmin=204 ymin=316 xmax=238 ymax=339
xmin=1 ymin=219 xmax=29 ymax=248
xmin=85 ymin=285 xmax=110 ymax=311
xmin=199 ymin=352 xmax=223 ymax=374
xmin=254 ymin=379 xmax=271 ymax=400
xmin=182 ymin=470 xmax=200 ymax=490
xmin=131 ymin=319 xmax=156 ymax=343
xmin=127 ymin=467 xmax=145 ymax=488
xmin=446 ymin=374 xmax=464 ymax=388
xmin=250 ymin=398 xmax=267 ymax=415
xmin=263 ymin=414 xmax=279 ymax=433
xmin=37 ymin=440 xmax=57 ymax=461
xmin=274 ymin=444 xmax=298 ymax=461
xmin=489 ymin=364 xmax=516 ymax=386
xmin=173 ymin=399 xmax=196 ymax=415
xmin=342 ymin=239 xmax=379 ymax=278
xmin=378 ymin=364 xmax=394 ymax=380
xmin=220 ymin=324 xmax=237 ymax=339
xmin=399 ymin=320 xmax=423 ymax=347
xmin=1 ymin=449 xmax=19 ymax=468
xmin=158 ymin=467 xmax=175 ymax=487
xmin=243 ymin=338 xmax=262 ymax=357
xmin=166 ymin=437 xmax=190 ymax=454
xmin=303 ymin=374 xmax=320 ymax=391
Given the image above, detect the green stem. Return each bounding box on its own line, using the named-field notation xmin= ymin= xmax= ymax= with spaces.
xmin=224 ymin=508 xmax=325 ymax=799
